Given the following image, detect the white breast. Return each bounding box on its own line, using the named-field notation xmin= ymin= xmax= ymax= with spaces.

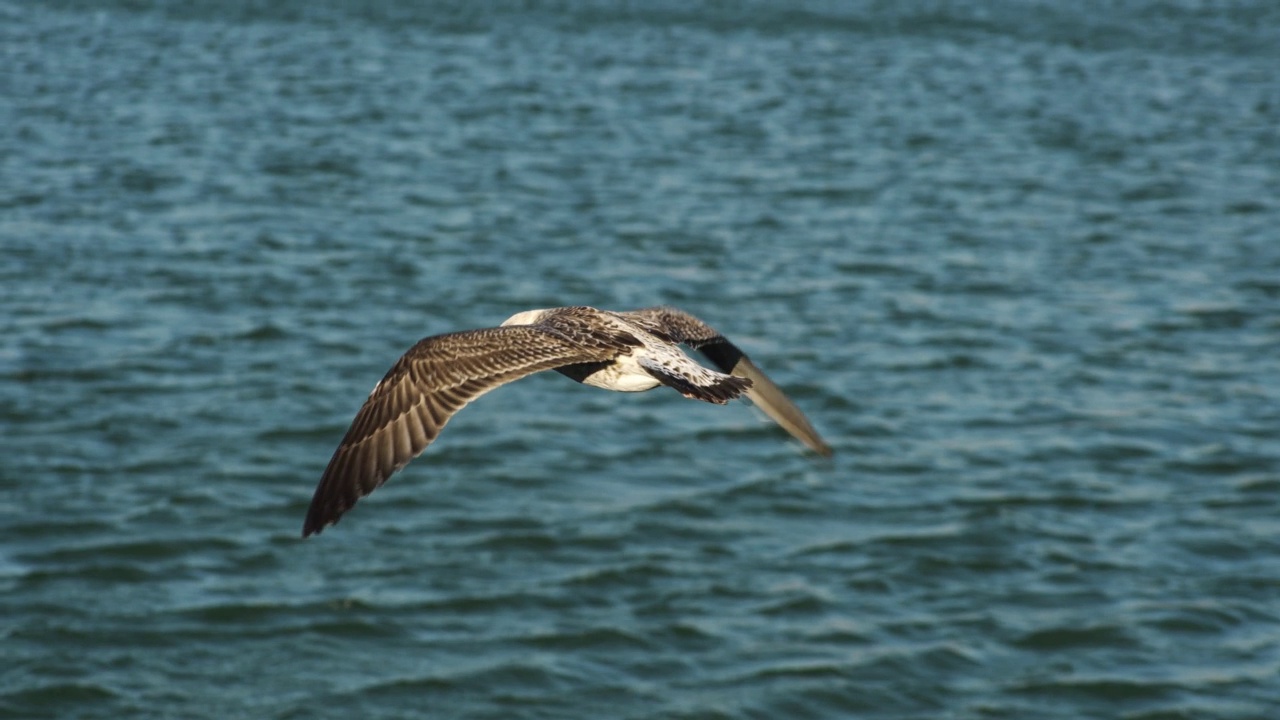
xmin=581 ymin=353 xmax=662 ymax=392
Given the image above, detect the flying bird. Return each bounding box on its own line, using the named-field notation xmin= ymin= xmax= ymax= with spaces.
xmin=302 ymin=306 xmax=831 ymax=536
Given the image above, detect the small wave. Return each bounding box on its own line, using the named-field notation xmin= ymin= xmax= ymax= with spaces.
xmin=559 ymin=560 xmax=675 ymax=589
xmin=1011 ymin=623 xmax=1140 ymax=651
xmin=463 ymin=530 xmax=561 ymax=553
xmin=1011 ymin=675 xmax=1180 ymax=702
xmin=22 ymin=536 xmax=239 ymax=565
xmin=756 ymin=592 xmax=829 ymax=618
xmin=354 ymin=658 xmax=573 ymax=698
xmin=1 ymin=682 xmax=119 ymax=706
xmin=516 ymin=625 xmax=653 ymax=652
xmin=1144 ymin=602 xmax=1250 ymax=635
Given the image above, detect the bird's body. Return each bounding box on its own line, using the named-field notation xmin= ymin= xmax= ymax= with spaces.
xmin=302 ymin=305 xmax=830 ymax=537
xmin=574 ymin=352 xmax=663 ymax=392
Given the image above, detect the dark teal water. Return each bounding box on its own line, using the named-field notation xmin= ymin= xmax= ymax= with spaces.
xmin=4 ymin=1 xmax=1280 ymax=718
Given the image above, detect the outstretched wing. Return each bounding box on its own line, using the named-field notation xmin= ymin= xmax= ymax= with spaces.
xmin=303 ymin=324 xmax=623 ymax=536
xmin=620 ymin=306 xmax=833 ymax=457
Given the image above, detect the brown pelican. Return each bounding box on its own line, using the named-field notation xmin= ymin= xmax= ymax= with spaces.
xmin=303 ymin=306 xmax=831 ymax=536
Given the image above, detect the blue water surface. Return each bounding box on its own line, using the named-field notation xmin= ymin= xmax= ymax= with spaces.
xmin=3 ymin=1 xmax=1279 ymax=718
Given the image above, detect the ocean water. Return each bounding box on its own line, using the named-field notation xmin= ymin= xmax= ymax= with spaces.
xmin=3 ymin=1 xmax=1279 ymax=718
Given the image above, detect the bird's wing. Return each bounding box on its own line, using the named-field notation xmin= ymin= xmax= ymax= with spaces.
xmin=620 ymin=306 xmax=833 ymax=457
xmin=303 ymin=323 xmax=626 ymax=536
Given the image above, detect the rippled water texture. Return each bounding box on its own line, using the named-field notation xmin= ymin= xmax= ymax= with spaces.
xmin=3 ymin=1 xmax=1280 ymax=718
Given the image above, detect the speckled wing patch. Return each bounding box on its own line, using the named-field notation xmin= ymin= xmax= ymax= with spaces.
xmin=621 ymin=306 xmax=833 ymax=457
xmin=302 ymin=324 xmax=622 ymax=536
xmin=635 ymin=353 xmax=751 ymax=404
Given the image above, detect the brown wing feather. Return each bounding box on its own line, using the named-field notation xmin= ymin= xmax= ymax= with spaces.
xmin=303 ymin=323 xmax=624 ymax=536
xmin=621 ymin=306 xmax=833 ymax=457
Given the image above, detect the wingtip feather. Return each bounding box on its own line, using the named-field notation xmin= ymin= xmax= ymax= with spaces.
xmin=732 ymin=357 xmax=833 ymax=457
